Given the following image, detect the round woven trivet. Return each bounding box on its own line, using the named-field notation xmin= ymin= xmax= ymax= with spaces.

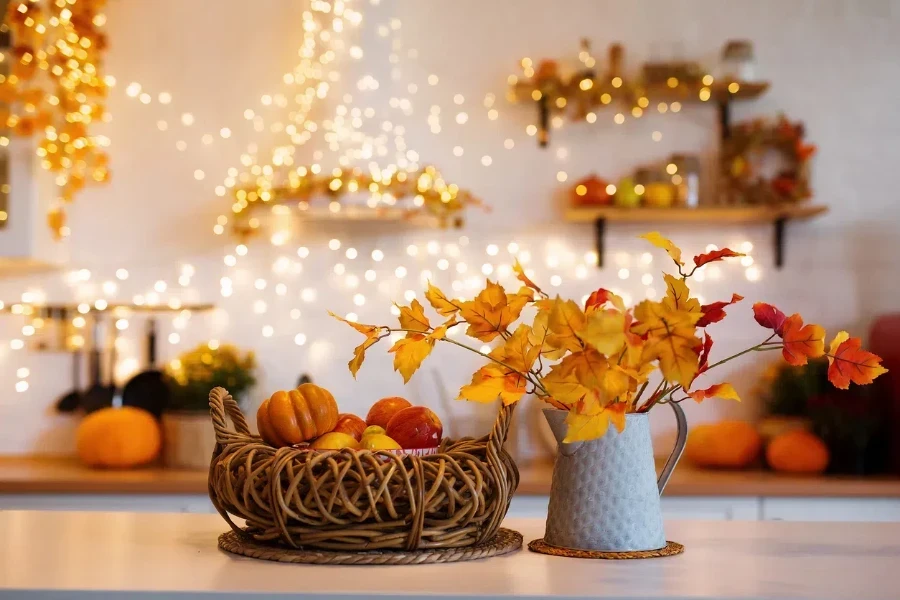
xmin=528 ymin=538 xmax=684 ymax=559
xmin=219 ymin=528 xmax=523 ymax=566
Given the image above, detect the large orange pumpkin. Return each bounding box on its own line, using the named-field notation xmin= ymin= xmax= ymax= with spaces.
xmin=766 ymin=430 xmax=829 ymax=474
xmin=257 ymin=383 xmax=339 ymax=447
xmin=76 ymin=407 xmax=162 ymax=468
xmin=686 ymin=420 xmax=762 ymax=469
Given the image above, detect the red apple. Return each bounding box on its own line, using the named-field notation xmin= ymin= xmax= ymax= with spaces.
xmin=366 ymin=396 xmax=412 ymax=429
xmin=333 ymin=413 xmax=367 ymax=441
xmin=385 ymin=406 xmax=443 ymax=449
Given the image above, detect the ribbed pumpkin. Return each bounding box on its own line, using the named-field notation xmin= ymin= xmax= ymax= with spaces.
xmin=257 ymin=383 xmax=339 ymax=447
xmin=76 ymin=407 xmax=162 ymax=468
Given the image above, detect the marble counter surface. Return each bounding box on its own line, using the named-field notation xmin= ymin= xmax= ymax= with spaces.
xmin=1 ymin=511 xmax=898 ymax=599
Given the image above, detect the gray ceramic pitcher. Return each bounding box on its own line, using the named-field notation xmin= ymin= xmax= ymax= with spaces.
xmin=542 ymin=403 xmax=688 ymax=552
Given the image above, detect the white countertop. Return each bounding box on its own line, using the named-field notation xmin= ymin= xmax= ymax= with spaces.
xmin=0 ymin=511 xmax=898 ymax=599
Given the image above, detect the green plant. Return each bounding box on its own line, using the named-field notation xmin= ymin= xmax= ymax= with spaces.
xmin=166 ymin=342 xmax=256 ymax=412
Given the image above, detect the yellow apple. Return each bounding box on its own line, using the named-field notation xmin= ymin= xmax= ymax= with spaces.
xmin=359 ymin=433 xmax=402 ymax=451
xmin=310 ymin=432 xmax=360 ymax=450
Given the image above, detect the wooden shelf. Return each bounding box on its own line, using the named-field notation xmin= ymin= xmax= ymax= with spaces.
xmin=510 ymin=76 xmax=770 ymax=146
xmin=565 ymin=204 xmax=829 ymax=268
xmin=565 ymin=204 xmax=828 ymax=224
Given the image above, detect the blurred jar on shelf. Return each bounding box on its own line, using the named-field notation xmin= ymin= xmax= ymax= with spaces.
xmin=718 ymin=40 xmax=756 ymax=82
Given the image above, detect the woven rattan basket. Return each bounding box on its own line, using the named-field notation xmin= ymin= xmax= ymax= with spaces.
xmin=207 ymin=387 xmax=519 ymax=551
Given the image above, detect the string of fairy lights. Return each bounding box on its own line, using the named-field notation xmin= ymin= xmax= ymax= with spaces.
xmin=2 ymin=0 xmax=765 ymax=395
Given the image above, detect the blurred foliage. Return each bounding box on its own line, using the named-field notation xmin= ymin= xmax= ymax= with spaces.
xmin=165 ymin=343 xmax=256 ymax=412
xmin=760 ymin=358 xmax=890 ymax=474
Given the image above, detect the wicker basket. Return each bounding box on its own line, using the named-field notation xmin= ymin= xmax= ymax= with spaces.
xmin=207 ymin=387 xmax=519 ymax=551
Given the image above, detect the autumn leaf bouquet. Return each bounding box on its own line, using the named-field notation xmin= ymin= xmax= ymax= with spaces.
xmin=333 ymin=232 xmax=886 ymax=444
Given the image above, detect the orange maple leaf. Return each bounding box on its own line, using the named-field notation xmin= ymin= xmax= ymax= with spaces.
xmin=687 ymin=382 xmax=741 ymax=403
xmin=692 ymin=248 xmax=744 ymax=270
xmin=584 ymin=288 xmax=625 ymax=313
xmin=697 ymin=294 xmax=744 ymax=327
xmin=780 ymin=314 xmax=825 ymax=366
xmin=826 ymin=332 xmax=888 ymax=390
xmin=329 ymin=311 xmax=381 ymax=337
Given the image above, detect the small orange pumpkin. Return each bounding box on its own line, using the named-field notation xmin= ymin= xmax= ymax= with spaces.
xmin=766 ymin=430 xmax=829 ymax=474
xmin=257 ymin=383 xmax=339 ymax=447
xmin=76 ymin=407 xmax=162 ymax=469
xmin=686 ymin=421 xmax=762 ymax=469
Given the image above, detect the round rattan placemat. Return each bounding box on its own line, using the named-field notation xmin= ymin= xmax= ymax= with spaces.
xmin=528 ymin=538 xmax=684 ymax=559
xmin=219 ymin=528 xmax=523 ymax=566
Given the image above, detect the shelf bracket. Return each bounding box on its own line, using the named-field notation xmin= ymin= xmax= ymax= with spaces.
xmin=717 ymin=100 xmax=732 ymax=140
xmin=594 ymin=217 xmax=606 ymax=268
xmin=774 ymin=216 xmax=786 ymax=269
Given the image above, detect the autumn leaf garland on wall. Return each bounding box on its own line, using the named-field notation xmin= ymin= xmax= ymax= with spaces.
xmin=333 ymin=233 xmax=887 ymax=443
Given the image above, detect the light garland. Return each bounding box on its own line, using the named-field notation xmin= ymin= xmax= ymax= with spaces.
xmin=2 ymin=0 xmax=111 ymax=238
xmin=0 ymin=4 xmax=770 ymax=398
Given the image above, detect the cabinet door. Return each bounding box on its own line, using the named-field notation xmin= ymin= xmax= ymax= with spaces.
xmin=662 ymin=497 xmax=760 ymax=520
xmin=762 ymin=497 xmax=900 ymax=521
xmin=0 ymin=493 xmax=212 ymax=512
xmin=506 ymin=495 xmax=760 ymax=520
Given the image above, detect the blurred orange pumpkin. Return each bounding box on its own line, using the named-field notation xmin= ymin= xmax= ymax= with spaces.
xmin=766 ymin=430 xmax=829 ymax=474
xmin=686 ymin=420 xmax=762 ymax=469
xmin=76 ymin=407 xmax=161 ymax=468
xmin=257 ymin=383 xmax=339 ymax=447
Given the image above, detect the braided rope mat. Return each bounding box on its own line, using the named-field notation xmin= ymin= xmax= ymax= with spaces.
xmin=219 ymin=527 xmax=523 ymax=565
xmin=528 ymin=538 xmax=684 ymax=559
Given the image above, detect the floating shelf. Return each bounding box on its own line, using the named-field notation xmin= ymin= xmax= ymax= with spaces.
xmin=564 ymin=204 xmax=829 ymax=268
xmin=0 ymin=303 xmax=216 ymax=315
xmin=510 ymin=76 xmax=770 ymax=146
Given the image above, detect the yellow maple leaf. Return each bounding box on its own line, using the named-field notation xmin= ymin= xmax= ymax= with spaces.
xmin=459 ymin=281 xmax=533 ymax=342
xmin=640 ymin=231 xmax=684 ymax=266
xmin=513 ymin=259 xmax=544 ymax=296
xmin=397 ymin=299 xmax=431 ymax=332
xmin=531 ymin=302 xmax=567 ymax=360
xmin=642 ymin=325 xmax=701 ymax=387
xmin=388 ymin=333 xmax=434 ymax=383
xmin=425 ymin=282 xmax=461 ymax=317
xmin=632 ymin=298 xmax=702 ymax=337
xmin=563 ymin=403 xmax=627 ymax=443
xmin=661 ymin=274 xmax=701 ymax=314
xmin=490 ymin=324 xmax=540 ymax=372
xmin=546 ymin=297 xmax=586 ymax=353
xmin=541 ymin=348 xmax=613 ymax=410
xmin=577 ymin=309 xmax=626 ymax=356
xmin=429 ymin=317 xmax=457 ymax=341
xmin=458 ymin=364 xmax=528 ymax=405
xmin=348 ymin=335 xmax=378 ymax=378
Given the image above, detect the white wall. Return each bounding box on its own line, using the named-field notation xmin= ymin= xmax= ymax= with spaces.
xmin=0 ymin=0 xmax=898 ymax=456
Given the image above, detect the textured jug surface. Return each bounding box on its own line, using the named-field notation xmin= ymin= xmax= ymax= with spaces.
xmin=542 ymin=409 xmax=666 ymax=552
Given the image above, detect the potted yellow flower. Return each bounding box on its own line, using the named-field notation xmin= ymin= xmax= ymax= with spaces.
xmin=334 ymin=233 xmax=885 ymax=555
xmin=163 ymin=342 xmax=256 ymax=469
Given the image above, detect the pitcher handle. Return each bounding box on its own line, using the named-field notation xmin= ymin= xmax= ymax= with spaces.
xmin=657 ymin=401 xmax=688 ymax=495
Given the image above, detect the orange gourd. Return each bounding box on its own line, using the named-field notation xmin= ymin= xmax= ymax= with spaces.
xmin=686 ymin=421 xmax=762 ymax=469
xmin=766 ymin=431 xmax=830 ymax=474
xmin=257 ymin=383 xmax=339 ymax=447
xmin=76 ymin=407 xmax=162 ymax=468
